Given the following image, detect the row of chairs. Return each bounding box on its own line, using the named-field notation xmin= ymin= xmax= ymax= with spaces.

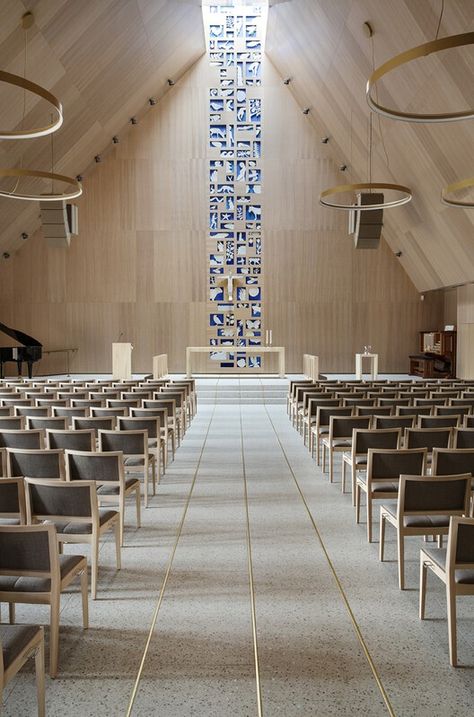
xmin=288 ymin=378 xmax=474 ymax=668
xmin=0 ymin=375 xmax=196 ymax=714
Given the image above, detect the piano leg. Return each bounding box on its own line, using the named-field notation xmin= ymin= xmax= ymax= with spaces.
xmin=16 ymin=360 xmax=23 ymax=378
xmin=27 ymin=361 xmax=33 ymax=379
xmin=0 ymin=363 xmax=3 ymax=379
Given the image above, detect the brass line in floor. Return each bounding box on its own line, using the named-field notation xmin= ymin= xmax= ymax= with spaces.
xmin=239 ymin=405 xmax=264 ymax=717
xmin=126 ymin=404 xmax=217 ymax=716
xmin=263 ymin=405 xmax=397 ymax=717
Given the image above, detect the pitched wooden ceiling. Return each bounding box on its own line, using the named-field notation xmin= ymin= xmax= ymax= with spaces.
xmin=0 ymin=0 xmax=205 ymax=255
xmin=266 ymin=0 xmax=474 ymax=291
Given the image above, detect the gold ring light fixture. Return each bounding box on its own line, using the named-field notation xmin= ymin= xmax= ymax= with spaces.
xmin=0 ymin=168 xmax=82 ymax=202
xmin=320 ymin=182 xmax=412 ymax=211
xmin=0 ymin=13 xmax=63 ymax=139
xmin=367 ymin=31 xmax=474 ymax=123
xmin=441 ymin=178 xmax=474 ymax=208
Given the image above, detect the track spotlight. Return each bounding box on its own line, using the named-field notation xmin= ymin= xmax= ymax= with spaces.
xmin=283 ymin=77 xmax=291 ymax=85
xmin=130 ymin=117 xmax=138 ymax=125
xmin=339 ymin=164 xmax=348 ymax=172
xmin=321 ymin=136 xmax=330 ymax=144
xmin=21 ymin=232 xmax=28 ymax=240
xmin=76 ymin=174 xmax=83 ymax=182
xmin=302 ymin=108 xmax=310 ymax=115
xmin=112 ymin=136 xmax=119 ymax=144
xmin=148 ymin=97 xmax=157 ymax=106
xmin=395 ymin=250 xmax=402 ymax=257
xmin=3 ymin=252 xmax=10 ymax=259
xmin=94 ymin=155 xmax=101 ymax=163
xmin=167 ymin=78 xmax=175 ymax=86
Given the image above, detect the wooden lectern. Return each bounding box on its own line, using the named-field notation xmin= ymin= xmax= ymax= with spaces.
xmin=112 ymin=343 xmax=133 ymax=380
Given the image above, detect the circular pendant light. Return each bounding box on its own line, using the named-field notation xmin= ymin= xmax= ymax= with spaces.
xmin=0 ymin=71 xmax=63 ymax=139
xmin=320 ymin=182 xmax=412 ymax=210
xmin=441 ymin=177 xmax=474 ymax=208
xmin=366 ymin=32 xmax=474 ymax=123
xmin=0 ymin=168 xmax=82 ymax=201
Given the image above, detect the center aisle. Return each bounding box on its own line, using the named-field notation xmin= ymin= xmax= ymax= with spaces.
xmin=130 ymin=405 xmax=385 ymax=715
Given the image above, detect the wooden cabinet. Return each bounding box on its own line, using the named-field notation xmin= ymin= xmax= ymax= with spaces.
xmin=409 ymin=330 xmax=457 ymax=378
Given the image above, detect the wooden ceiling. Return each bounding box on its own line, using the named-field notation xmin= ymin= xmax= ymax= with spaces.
xmin=266 ymin=0 xmax=474 ymax=291
xmin=0 ymin=0 xmax=205 ymax=255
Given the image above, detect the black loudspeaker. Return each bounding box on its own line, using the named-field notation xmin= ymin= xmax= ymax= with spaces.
xmin=349 ymin=192 xmax=384 ymax=249
xmin=39 ymin=200 xmax=78 ymax=248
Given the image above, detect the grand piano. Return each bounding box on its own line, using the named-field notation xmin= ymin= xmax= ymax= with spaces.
xmin=0 ymin=321 xmax=42 ymax=379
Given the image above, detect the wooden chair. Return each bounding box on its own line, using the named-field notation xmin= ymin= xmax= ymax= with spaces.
xmin=380 ymin=474 xmax=471 ymax=589
xmin=117 ymin=417 xmax=166 ymax=472
xmin=435 ymin=405 xmax=471 ymax=419
xmin=419 ymin=415 xmax=461 ymax=429
xmin=397 ymin=405 xmax=432 ymax=418
xmin=342 ymin=428 xmax=401 ymax=502
xmin=52 ymin=406 xmax=87 ymax=427
xmin=71 ymin=416 xmax=114 ymax=439
xmin=13 ymin=406 xmax=50 ymax=418
xmin=143 ymin=399 xmax=180 ymax=447
xmin=357 ymin=406 xmax=392 ymax=418
xmin=454 ymin=428 xmax=474 ymax=449
xmin=90 ymin=407 xmax=127 ymax=422
xmin=6 ymin=448 xmax=65 ymax=480
xmin=130 ymin=407 xmax=173 ymax=463
xmin=157 ymin=389 xmax=189 ymax=434
xmin=310 ymin=406 xmax=353 ymax=463
xmin=420 ymin=516 xmax=474 ymax=666
xmin=0 ymin=429 xmax=44 ymax=450
xmin=405 ymin=428 xmax=453 ymax=464
xmin=46 ymin=429 xmax=96 ymax=452
xmin=26 ymin=416 xmax=68 ymax=431
xmin=373 ymin=415 xmax=416 ymax=432
xmin=356 ymin=448 xmax=427 ymax=542
xmin=25 ymin=478 xmax=120 ymax=600
xmin=0 ymin=524 xmax=88 ymax=677
xmin=0 ymin=478 xmax=26 ymax=524
xmin=322 ymin=416 xmax=371 ymax=484
xmin=302 ymin=397 xmax=340 ymax=448
xmin=0 ymin=416 xmax=25 ymax=431
xmin=98 ymin=429 xmax=156 ymax=506
xmin=0 ymin=624 xmax=45 ymax=716
xmin=65 ymin=450 xmax=140 ymax=545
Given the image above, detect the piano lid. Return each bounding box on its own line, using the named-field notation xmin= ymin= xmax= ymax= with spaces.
xmin=0 ymin=321 xmax=42 ymax=347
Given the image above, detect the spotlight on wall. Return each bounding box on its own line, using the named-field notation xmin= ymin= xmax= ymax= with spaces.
xmin=148 ymin=97 xmax=157 ymax=106
xmin=283 ymin=77 xmax=291 ymax=85
xmin=339 ymin=164 xmax=348 ymax=172
xmin=363 ymin=21 xmax=374 ymax=38
xmin=321 ymin=136 xmax=330 ymax=144
xmin=112 ymin=136 xmax=119 ymax=144
xmin=2 ymin=252 xmax=10 ymax=259
xmin=167 ymin=78 xmax=175 ymax=86
xmin=395 ymin=250 xmax=402 ymax=257
xmin=94 ymin=155 xmax=101 ymax=163
xmin=21 ymin=232 xmax=28 ymax=240
xmin=76 ymin=175 xmax=83 ymax=182
xmin=130 ymin=117 xmax=138 ymax=125
xmin=302 ymin=107 xmax=310 ymax=115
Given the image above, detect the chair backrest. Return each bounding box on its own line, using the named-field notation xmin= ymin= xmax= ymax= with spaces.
xmin=316 ymin=406 xmax=353 ymax=428
xmin=156 ymin=391 xmax=184 ymax=408
xmin=454 ymin=428 xmax=474 ymax=449
xmin=90 ymin=407 xmax=126 ymax=421
xmin=0 ymin=524 xmax=59 ymax=586
xmin=398 ymin=474 xmax=471 ymax=516
xmin=36 ymin=399 xmax=67 ymax=408
xmin=25 ymin=478 xmax=96 ymax=524
xmin=405 ymin=427 xmax=452 ymax=452
xmin=451 ymin=399 xmax=474 ymax=408
xmin=307 ymin=397 xmax=340 ymax=415
xmin=0 ymin=430 xmax=44 ymax=450
xmin=344 ymin=398 xmax=375 ymax=407
xmin=329 ymin=416 xmax=371 ymax=440
xmin=352 ymin=428 xmax=401 ymax=455
xmin=117 ymin=417 xmax=159 ymax=439
xmin=379 ymin=398 xmax=410 ymax=407
xmin=397 ymin=406 xmax=432 ymax=417
xmin=431 ymin=448 xmax=474 ymax=477
xmin=0 ymin=417 xmax=25 ymax=430
xmin=130 ymin=407 xmax=168 ymax=428
xmin=65 ymin=450 xmax=124 ymax=486
xmin=0 ymin=478 xmax=26 ymax=522
xmin=464 ymin=415 xmax=474 ymax=428
xmin=434 ymin=405 xmax=470 ymax=418
xmin=0 ymin=407 xmax=12 ymax=416
xmin=431 ymin=391 xmax=459 ymax=400
xmin=14 ymin=406 xmax=50 ymax=418
xmin=106 ymin=399 xmax=140 ymax=409
xmin=143 ymin=399 xmax=176 ymax=418
xmin=52 ymin=407 xmax=87 ymax=425
xmin=98 ymin=429 xmax=147 ymax=455
xmin=419 ymin=415 xmax=460 ymax=429
xmin=415 ymin=398 xmax=446 ymax=407
xmin=26 ymin=416 xmax=68 ymax=431
xmin=446 ymin=517 xmax=474 ymax=573
xmin=1 ymin=398 xmax=32 ymax=407
xmin=357 ymin=406 xmax=392 ymax=417
xmin=46 ymin=429 xmax=96 ymax=452
xmin=6 ymin=448 xmax=65 ymax=480
xmin=374 ymin=415 xmax=415 ymax=430
xmin=57 ymin=391 xmax=87 ymax=401
xmin=70 ymin=399 xmax=104 ymax=409
xmin=367 ymin=448 xmax=427 ymax=481
xmin=71 ymin=417 xmax=114 ymax=436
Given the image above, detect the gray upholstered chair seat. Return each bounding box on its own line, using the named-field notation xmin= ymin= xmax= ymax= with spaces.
xmin=421 ymin=546 xmax=474 ymax=584
xmin=381 ymin=501 xmax=451 ymax=528
xmin=97 ymin=477 xmax=139 ymax=495
xmin=0 ymin=624 xmax=41 ymax=669
xmin=0 ymin=517 xmax=21 ymax=526
xmin=0 ymin=554 xmax=84 ymax=592
xmin=124 ymin=454 xmax=154 ymax=467
xmin=148 ymin=439 xmax=158 ymax=448
xmin=357 ymin=476 xmax=398 ymax=492
xmin=330 ymin=439 xmax=351 ymax=448
xmin=54 ymin=509 xmax=117 ymax=535
xmin=343 ymin=454 xmax=367 ymax=466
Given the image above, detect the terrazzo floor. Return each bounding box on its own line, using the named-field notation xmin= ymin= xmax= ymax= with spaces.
xmin=2 ymin=402 xmax=474 ymax=716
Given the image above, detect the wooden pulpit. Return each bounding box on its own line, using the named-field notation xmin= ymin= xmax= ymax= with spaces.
xmin=112 ymin=342 xmax=133 ymax=380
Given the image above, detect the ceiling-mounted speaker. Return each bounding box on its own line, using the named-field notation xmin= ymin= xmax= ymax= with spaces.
xmin=349 ymin=192 xmax=384 ymax=249
xmin=39 ymin=200 xmax=78 ymax=248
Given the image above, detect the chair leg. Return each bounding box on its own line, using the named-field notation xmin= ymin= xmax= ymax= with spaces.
xmin=366 ymin=495 xmax=373 ymax=542
xmin=119 ymin=494 xmax=125 ymax=546
xmin=355 ymin=485 xmax=361 ymax=524
xmin=397 ymin=530 xmax=405 ymax=590
xmin=152 ymin=456 xmax=158 ymax=490
xmin=341 ymin=459 xmax=346 ymax=493
xmin=322 ymin=442 xmax=326 ymax=472
xmin=80 ymin=568 xmax=89 ymax=629
xmin=329 ymin=449 xmax=334 ymax=483
xmin=8 ymin=602 xmax=15 ymax=624
xmin=135 ymin=485 xmax=141 ymax=528
xmin=91 ymin=537 xmax=99 ymax=600
xmin=447 ymin=582 xmax=458 ymax=667
xmin=379 ymin=510 xmax=386 ymax=561
xmin=35 ymin=631 xmax=46 ymax=717
xmin=114 ymin=519 xmax=121 ymax=570
xmin=419 ymin=555 xmax=427 ymax=619
xmin=49 ymin=593 xmax=60 ymax=678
